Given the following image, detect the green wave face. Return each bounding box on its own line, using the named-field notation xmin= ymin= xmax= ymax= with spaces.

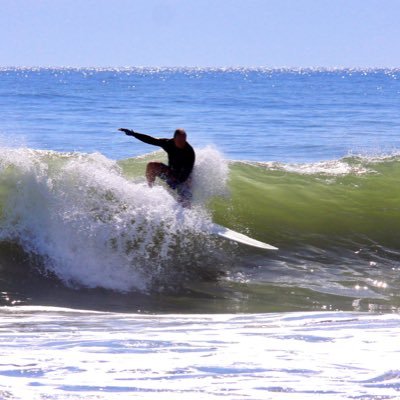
xmin=209 ymin=157 xmax=400 ymax=250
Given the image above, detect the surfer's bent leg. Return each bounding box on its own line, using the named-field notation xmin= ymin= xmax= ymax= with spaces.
xmin=146 ymin=162 xmax=173 ymax=187
xmin=147 ymin=162 xmax=192 ymax=208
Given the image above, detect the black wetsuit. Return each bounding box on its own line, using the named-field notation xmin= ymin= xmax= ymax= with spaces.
xmin=128 ymin=131 xmax=195 ymax=184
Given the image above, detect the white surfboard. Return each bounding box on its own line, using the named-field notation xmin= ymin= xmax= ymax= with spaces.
xmin=210 ymin=223 xmax=278 ymax=250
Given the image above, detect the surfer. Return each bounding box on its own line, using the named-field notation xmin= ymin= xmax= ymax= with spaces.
xmin=118 ymin=128 xmax=195 ymax=206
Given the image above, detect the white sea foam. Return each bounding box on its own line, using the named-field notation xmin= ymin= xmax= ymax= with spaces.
xmin=0 ymin=307 xmax=399 ymax=399
xmin=192 ymin=145 xmax=229 ymax=203
xmin=247 ymin=151 xmax=400 ymax=177
xmin=0 ymin=147 xmax=229 ymax=292
xmin=255 ymin=158 xmax=373 ymax=176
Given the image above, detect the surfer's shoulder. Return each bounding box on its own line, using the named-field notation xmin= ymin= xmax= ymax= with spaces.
xmin=186 ymin=142 xmax=195 ymax=153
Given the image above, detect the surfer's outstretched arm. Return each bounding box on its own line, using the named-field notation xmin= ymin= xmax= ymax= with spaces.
xmin=118 ymin=128 xmax=167 ymax=147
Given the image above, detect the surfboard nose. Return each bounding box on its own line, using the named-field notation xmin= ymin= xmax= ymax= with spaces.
xmin=211 ymin=224 xmax=278 ymax=250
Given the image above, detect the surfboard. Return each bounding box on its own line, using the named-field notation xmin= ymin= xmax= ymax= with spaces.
xmin=210 ymin=223 xmax=278 ymax=250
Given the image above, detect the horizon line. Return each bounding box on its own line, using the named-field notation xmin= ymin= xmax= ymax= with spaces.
xmin=1 ymin=65 xmax=399 ymax=72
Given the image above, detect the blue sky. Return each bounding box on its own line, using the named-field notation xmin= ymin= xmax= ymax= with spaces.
xmin=1 ymin=0 xmax=399 ymax=68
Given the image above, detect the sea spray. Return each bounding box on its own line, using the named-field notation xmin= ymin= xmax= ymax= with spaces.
xmin=0 ymin=148 xmax=229 ymax=292
xmin=191 ymin=145 xmax=230 ymax=204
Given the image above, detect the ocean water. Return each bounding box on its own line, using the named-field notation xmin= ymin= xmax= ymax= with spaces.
xmin=0 ymin=68 xmax=399 ymax=399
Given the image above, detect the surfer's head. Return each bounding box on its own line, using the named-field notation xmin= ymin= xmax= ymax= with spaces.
xmin=173 ymin=128 xmax=187 ymax=148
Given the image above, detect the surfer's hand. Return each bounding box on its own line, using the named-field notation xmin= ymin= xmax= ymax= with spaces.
xmin=118 ymin=128 xmax=134 ymax=136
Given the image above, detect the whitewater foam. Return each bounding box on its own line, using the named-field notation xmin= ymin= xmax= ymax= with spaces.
xmin=0 ymin=147 xmax=229 ymax=292
xmin=255 ymin=158 xmax=373 ymax=176
xmin=1 ymin=307 xmax=399 ymax=399
xmin=191 ymin=145 xmax=229 ymax=203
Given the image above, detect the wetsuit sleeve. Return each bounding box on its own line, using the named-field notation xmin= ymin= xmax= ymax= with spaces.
xmin=127 ymin=131 xmax=168 ymax=148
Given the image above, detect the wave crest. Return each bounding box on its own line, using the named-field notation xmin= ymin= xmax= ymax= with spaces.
xmin=0 ymin=148 xmax=227 ymax=292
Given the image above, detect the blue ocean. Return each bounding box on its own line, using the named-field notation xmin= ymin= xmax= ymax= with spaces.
xmin=0 ymin=68 xmax=399 ymax=399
